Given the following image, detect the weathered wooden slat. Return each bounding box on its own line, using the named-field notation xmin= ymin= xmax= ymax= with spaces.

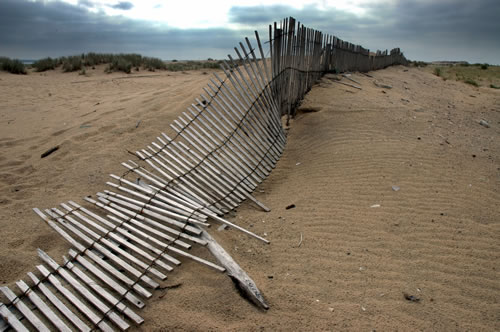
xmin=86 ymin=196 xmax=191 ymax=250
xmin=94 ymin=193 xmax=205 ymax=243
xmin=148 ymin=138 xmax=247 ymax=203
xmin=66 ymin=250 xmax=145 ymax=308
xmin=106 ymin=181 xmax=209 ymax=226
xmin=137 ymin=148 xmax=232 ymax=212
xmin=64 ymin=258 xmax=144 ymax=325
xmin=50 ymin=207 xmax=168 ymax=280
xmin=51 ymin=206 xmax=170 ymax=279
xmin=36 ymin=264 xmax=115 ymax=332
xmin=15 ymin=280 xmax=72 ymax=332
xmin=0 ymin=302 xmax=29 ymax=332
xmin=37 ymin=250 xmax=130 ymax=331
xmin=33 ymin=208 xmax=153 ymax=298
xmin=27 ymin=272 xmax=91 ymax=332
xmin=159 ymin=133 xmax=256 ymax=197
xmin=43 ymin=209 xmax=160 ymax=289
xmin=120 ymin=160 xmax=224 ymax=216
xmin=140 ymin=146 xmax=240 ymax=211
xmin=108 ymin=173 xmax=209 ymax=222
xmin=171 ymin=119 xmax=259 ymax=189
xmin=0 ymin=286 xmax=50 ymax=332
xmin=61 ymin=202 xmax=174 ymax=272
xmin=103 ymin=214 xmax=224 ymax=272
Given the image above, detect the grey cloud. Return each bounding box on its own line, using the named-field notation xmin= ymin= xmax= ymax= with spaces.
xmin=229 ymin=0 xmax=500 ymax=64
xmin=78 ymin=0 xmax=95 ymax=8
xmin=109 ymin=1 xmax=134 ymax=10
xmin=0 ymin=0 xmax=247 ymax=60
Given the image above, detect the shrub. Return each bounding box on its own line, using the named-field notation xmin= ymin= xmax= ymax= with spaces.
xmin=464 ymin=79 xmax=479 ymax=87
xmin=143 ymin=57 xmax=166 ymax=71
xmin=433 ymin=67 xmax=442 ymax=77
xmin=0 ymin=57 xmax=27 ymax=74
xmin=411 ymin=60 xmax=427 ymax=67
xmin=165 ymin=62 xmax=184 ymax=71
xmin=107 ymin=57 xmax=132 ymax=73
xmin=84 ymin=52 xmax=114 ymax=66
xmin=33 ymin=57 xmax=57 ymax=72
xmin=119 ymin=53 xmax=142 ymax=67
xmin=62 ymin=56 xmax=83 ymax=72
xmin=480 ymin=63 xmax=489 ymax=70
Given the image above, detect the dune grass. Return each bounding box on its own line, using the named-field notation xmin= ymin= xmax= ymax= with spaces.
xmin=0 ymin=57 xmax=27 ymax=74
xmin=427 ymin=63 xmax=500 ymax=88
xmin=26 ymin=53 xmax=224 ymax=74
xmin=2 ymin=53 xmax=238 ymax=75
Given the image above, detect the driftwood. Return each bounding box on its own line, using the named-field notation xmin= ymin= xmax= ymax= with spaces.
xmin=200 ymin=229 xmax=269 ymax=310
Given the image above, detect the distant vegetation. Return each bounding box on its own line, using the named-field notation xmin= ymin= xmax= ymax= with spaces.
xmin=428 ymin=62 xmax=500 ymax=88
xmin=409 ymin=60 xmax=428 ymax=67
xmin=32 ymin=57 xmax=57 ymax=72
xmin=165 ymin=60 xmax=225 ymax=72
xmin=464 ymin=78 xmax=479 ymax=87
xmin=1 ymin=53 xmax=226 ymax=75
xmin=0 ymin=57 xmax=27 ymax=74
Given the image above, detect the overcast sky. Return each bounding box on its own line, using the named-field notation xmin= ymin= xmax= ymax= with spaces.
xmin=0 ymin=0 xmax=499 ymax=64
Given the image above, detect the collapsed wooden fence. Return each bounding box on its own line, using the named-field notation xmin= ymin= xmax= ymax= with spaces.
xmin=0 ymin=17 xmax=406 ymax=331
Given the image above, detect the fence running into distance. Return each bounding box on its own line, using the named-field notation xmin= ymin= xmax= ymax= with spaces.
xmin=0 ymin=17 xmax=406 ymax=331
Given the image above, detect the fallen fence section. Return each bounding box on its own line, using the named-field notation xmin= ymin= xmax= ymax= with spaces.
xmin=1 ymin=17 xmax=405 ymax=331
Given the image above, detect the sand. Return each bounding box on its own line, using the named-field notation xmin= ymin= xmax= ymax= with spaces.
xmin=0 ymin=65 xmax=499 ymax=331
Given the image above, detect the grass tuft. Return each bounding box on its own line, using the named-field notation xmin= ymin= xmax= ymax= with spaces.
xmin=143 ymin=57 xmax=166 ymax=71
xmin=464 ymin=78 xmax=479 ymax=87
xmin=433 ymin=67 xmax=441 ymax=77
xmin=0 ymin=57 xmax=27 ymax=74
xmin=33 ymin=57 xmax=57 ymax=72
xmin=62 ymin=56 xmax=83 ymax=72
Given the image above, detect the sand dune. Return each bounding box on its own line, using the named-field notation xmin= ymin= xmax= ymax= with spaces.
xmin=0 ymin=66 xmax=499 ymax=331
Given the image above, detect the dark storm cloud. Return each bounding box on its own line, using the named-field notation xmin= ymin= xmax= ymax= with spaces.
xmin=0 ymin=0 xmax=498 ymax=63
xmin=0 ymin=0 xmax=246 ymax=60
xmin=229 ymin=0 xmax=500 ymax=64
xmin=109 ymin=1 xmax=134 ymax=11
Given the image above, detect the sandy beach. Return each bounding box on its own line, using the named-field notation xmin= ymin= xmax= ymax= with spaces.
xmin=1 ymin=65 xmax=499 ymax=331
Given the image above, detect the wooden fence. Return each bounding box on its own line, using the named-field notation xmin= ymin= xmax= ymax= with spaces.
xmin=0 ymin=17 xmax=406 ymax=331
